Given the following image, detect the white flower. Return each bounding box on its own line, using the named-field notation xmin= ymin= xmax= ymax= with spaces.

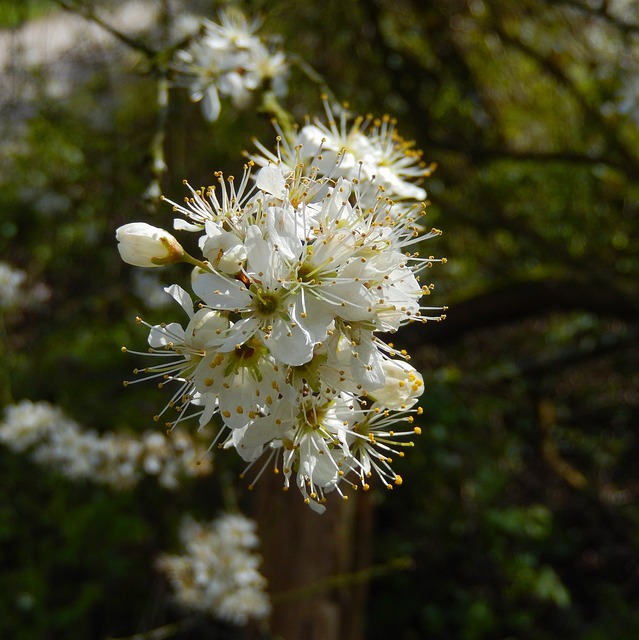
xmin=124 ymin=289 xmax=229 ymax=429
xmin=297 ymin=120 xmax=375 ymax=180
xmin=215 ymin=513 xmax=260 ymax=549
xmin=251 ymin=97 xmax=433 ymax=203
xmin=368 ymin=359 xmax=424 ymax=409
xmin=344 ymin=403 xmax=423 ymax=490
xmin=0 ymin=400 xmax=64 ymax=452
xmin=200 ymin=224 xmax=247 ymax=274
xmin=172 ymin=9 xmax=289 ymax=122
xmin=0 ymin=262 xmax=50 ymax=311
xmin=0 ymin=262 xmax=27 ymax=310
xmin=116 ymin=223 xmax=185 ymax=268
xmin=157 ymin=513 xmax=270 ymax=625
xmin=191 ymin=225 xmax=328 ymax=366
xmin=165 ymin=165 xmax=259 ymax=230
xmin=192 ymin=336 xmax=285 ymax=430
xmin=1 ymin=400 xmax=213 ymax=489
xmin=367 ymin=114 xmax=435 ymax=201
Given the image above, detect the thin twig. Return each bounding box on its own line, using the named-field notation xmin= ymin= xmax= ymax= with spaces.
xmin=270 ymin=555 xmax=414 ymax=605
xmin=105 ymin=617 xmax=198 ymax=640
xmin=144 ymin=71 xmax=169 ymax=209
xmin=52 ymin=0 xmax=156 ymax=57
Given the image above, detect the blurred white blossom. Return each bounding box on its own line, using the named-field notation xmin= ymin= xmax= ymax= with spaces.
xmin=0 ymin=400 xmax=213 ymax=489
xmin=132 ymin=270 xmax=173 ymax=309
xmin=157 ymin=513 xmax=270 ymax=625
xmin=0 ymin=261 xmax=49 ymax=311
xmin=172 ymin=8 xmax=289 ymax=121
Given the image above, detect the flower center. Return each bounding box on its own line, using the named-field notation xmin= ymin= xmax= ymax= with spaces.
xmin=297 ymin=256 xmax=336 ymax=283
xmin=250 ymin=286 xmax=282 ymax=316
xmin=234 ymin=338 xmax=267 ymax=364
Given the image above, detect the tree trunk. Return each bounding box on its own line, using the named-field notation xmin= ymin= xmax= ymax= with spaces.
xmin=252 ymin=474 xmax=373 ymax=640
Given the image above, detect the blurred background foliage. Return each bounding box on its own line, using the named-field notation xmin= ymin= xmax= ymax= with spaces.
xmin=1 ymin=0 xmax=638 ymax=638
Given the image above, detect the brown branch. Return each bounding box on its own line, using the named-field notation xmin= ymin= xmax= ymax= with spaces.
xmin=363 ymin=1 xmax=631 ymax=178
xmin=492 ymin=23 xmax=639 ymax=180
xmin=395 ymin=278 xmax=638 ymax=346
xmin=428 ymin=141 xmax=623 ymax=171
xmin=52 ymin=0 xmax=156 ymax=58
xmin=519 ymin=327 xmax=637 ymax=381
xmin=538 ymin=398 xmax=589 ymax=489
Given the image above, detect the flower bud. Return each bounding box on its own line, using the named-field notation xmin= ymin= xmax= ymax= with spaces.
xmin=116 ymin=223 xmax=185 ymax=268
xmin=200 ymin=227 xmax=247 ymax=274
xmin=371 ymin=360 xmax=424 ymax=409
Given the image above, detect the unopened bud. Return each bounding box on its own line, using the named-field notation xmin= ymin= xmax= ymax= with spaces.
xmin=116 ymin=222 xmax=185 ymax=268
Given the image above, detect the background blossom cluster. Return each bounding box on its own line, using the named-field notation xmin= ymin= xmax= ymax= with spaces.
xmin=157 ymin=513 xmax=270 ymax=625
xmin=0 ymin=400 xmax=213 ymax=489
xmin=0 ymin=261 xmax=49 ymax=312
xmin=117 ymin=105 xmax=444 ymax=511
xmin=172 ymin=9 xmax=289 ymax=122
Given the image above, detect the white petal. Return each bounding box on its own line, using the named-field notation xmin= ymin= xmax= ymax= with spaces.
xmin=148 ymin=322 xmax=185 ymax=348
xmin=322 ymin=281 xmax=375 ymax=322
xmin=256 ymin=165 xmax=286 ymax=198
xmin=185 ymin=308 xmax=230 ymax=348
xmin=202 ymin=85 xmax=221 ymax=121
xmin=174 ymin=218 xmax=202 ymax=232
xmin=214 ymin=317 xmax=260 ymax=352
xmin=164 ymin=284 xmax=194 ymax=318
xmin=265 ymin=317 xmax=314 ymax=366
xmin=265 ymin=206 xmax=303 ymax=260
xmin=192 ymin=271 xmax=251 ymax=311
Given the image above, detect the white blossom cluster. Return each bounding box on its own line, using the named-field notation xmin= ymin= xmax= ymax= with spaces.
xmin=172 ymin=9 xmax=288 ymax=122
xmin=0 ymin=261 xmax=49 ymax=311
xmin=251 ymin=98 xmax=437 ymax=206
xmin=117 ymin=105 xmax=444 ymax=512
xmin=157 ymin=512 xmax=270 ymax=626
xmin=0 ymin=399 xmax=213 ymax=489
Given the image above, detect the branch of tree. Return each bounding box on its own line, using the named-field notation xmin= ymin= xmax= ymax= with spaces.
xmin=394 ymin=277 xmax=638 ymax=346
xmin=53 ymin=0 xmax=156 ymax=58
